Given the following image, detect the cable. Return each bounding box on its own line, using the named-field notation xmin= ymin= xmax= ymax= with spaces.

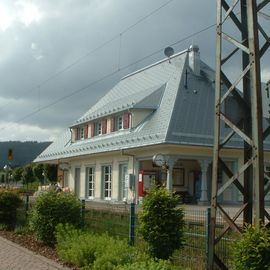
xmin=0 ymin=0 xmax=175 ymax=113
xmin=0 ymin=21 xmax=216 ymax=132
xmin=120 ymin=0 xmax=174 ymax=35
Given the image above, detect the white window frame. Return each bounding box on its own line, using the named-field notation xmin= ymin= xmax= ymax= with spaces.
xmin=86 ymin=167 xmax=95 ymax=199
xmin=102 ymin=165 xmax=112 ymax=200
xmin=78 ymin=127 xmax=84 ymax=140
xmin=117 ymin=115 xmax=123 ymax=130
xmin=95 ymin=121 xmax=102 ymax=136
xmin=119 ymin=163 xmax=128 ymax=201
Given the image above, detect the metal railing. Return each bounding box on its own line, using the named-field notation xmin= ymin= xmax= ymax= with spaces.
xmin=81 ymin=202 xmax=235 ymax=269
xmin=17 ymin=197 xmax=235 ymax=269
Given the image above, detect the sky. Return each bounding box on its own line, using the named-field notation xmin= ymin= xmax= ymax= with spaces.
xmin=0 ymin=0 xmax=269 ymax=142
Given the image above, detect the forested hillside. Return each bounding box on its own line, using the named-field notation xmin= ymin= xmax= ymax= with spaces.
xmin=0 ymin=141 xmax=51 ymax=168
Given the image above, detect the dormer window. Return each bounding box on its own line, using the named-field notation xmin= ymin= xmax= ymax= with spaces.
xmin=77 ymin=127 xmax=84 ymax=140
xmin=111 ymin=112 xmax=130 ymax=132
xmin=93 ymin=119 xmax=107 ymax=136
xmin=95 ymin=121 xmax=102 ymax=136
xmin=72 ymin=125 xmax=88 ymax=142
xmin=72 ymin=113 xmax=130 ymax=142
xmin=117 ymin=115 xmax=123 ymax=130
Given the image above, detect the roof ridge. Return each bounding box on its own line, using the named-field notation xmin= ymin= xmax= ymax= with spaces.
xmin=121 ymin=48 xmax=189 ymax=80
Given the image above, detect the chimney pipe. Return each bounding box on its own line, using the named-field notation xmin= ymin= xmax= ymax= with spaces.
xmin=189 ymin=45 xmax=200 ymax=76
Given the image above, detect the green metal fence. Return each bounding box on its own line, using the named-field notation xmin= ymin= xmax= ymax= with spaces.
xmin=18 ymin=196 xmax=235 ymax=269
xmin=172 ymin=209 xmax=209 ymax=269
xmin=82 ymin=201 xmax=235 ymax=270
xmin=84 ymin=202 xmax=130 ymax=239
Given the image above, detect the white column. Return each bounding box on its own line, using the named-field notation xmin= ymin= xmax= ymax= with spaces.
xmin=199 ymin=159 xmax=211 ymax=204
xmin=166 ymin=158 xmax=175 ymax=192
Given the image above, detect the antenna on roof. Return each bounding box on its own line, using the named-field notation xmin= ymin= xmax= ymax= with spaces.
xmin=164 ymin=47 xmax=174 ymax=63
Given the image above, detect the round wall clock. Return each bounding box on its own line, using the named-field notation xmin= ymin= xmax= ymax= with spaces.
xmin=152 ymin=154 xmax=166 ymax=167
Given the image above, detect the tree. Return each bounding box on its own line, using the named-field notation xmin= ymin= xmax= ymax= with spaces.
xmin=139 ymin=187 xmax=185 ymax=260
xmin=43 ymin=164 xmax=57 ymax=183
xmin=22 ymin=165 xmax=35 ymax=185
xmin=12 ymin=167 xmax=23 ymax=183
xmin=33 ymin=164 xmax=44 ymax=184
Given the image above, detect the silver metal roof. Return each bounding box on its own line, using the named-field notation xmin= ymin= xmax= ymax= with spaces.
xmin=74 ymin=83 xmax=166 ymax=126
xmin=34 ymin=47 xmax=270 ymax=163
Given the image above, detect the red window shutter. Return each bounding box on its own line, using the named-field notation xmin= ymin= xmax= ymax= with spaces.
xmin=111 ymin=117 xmax=116 ymax=132
xmin=102 ymin=119 xmax=107 ymax=134
xmin=123 ymin=113 xmax=130 ymax=129
xmin=91 ymin=123 xmax=95 ymax=137
xmin=84 ymin=125 xmax=88 ymax=139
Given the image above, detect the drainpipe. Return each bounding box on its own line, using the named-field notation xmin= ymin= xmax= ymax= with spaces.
xmin=121 ymin=149 xmax=136 ymax=246
xmin=121 ymin=149 xmax=136 ymax=203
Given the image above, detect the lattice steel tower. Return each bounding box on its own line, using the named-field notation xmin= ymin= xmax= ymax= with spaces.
xmin=209 ymin=0 xmax=270 ymax=269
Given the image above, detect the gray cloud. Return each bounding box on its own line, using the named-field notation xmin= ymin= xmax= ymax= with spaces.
xmin=0 ymin=0 xmax=268 ymax=141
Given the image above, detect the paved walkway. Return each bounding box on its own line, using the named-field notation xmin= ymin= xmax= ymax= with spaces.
xmin=0 ymin=236 xmax=72 ymax=270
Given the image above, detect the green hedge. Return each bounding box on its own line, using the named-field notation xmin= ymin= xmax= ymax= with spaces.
xmin=115 ymin=260 xmax=179 ymax=270
xmin=56 ymin=224 xmax=133 ymax=269
xmin=232 ymin=224 xmax=270 ymax=270
xmin=0 ymin=191 xmax=22 ymax=230
xmin=56 ymin=224 xmax=182 ymax=270
xmin=29 ymin=191 xmax=82 ymax=245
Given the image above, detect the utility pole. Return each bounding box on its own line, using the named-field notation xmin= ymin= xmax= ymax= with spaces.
xmin=209 ymin=1 xmax=270 ymax=269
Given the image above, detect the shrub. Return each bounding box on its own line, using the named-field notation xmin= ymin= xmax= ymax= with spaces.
xmin=115 ymin=259 xmax=180 ymax=270
xmin=56 ymin=224 xmax=97 ymax=267
xmin=139 ymin=187 xmax=185 ymax=260
xmin=14 ymin=225 xmax=32 ymax=235
xmin=92 ymin=235 xmax=133 ymax=270
xmin=0 ymin=191 xmax=22 ymax=230
xmin=232 ymin=224 xmax=270 ymax=270
xmin=56 ymin=224 xmax=133 ymax=269
xmin=29 ymin=191 xmax=81 ymax=245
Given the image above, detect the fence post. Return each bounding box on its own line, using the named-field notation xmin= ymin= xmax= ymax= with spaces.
xmin=206 ymin=207 xmax=211 ymax=269
xmin=81 ymin=199 xmax=85 ymax=228
xmin=129 ymin=202 xmax=135 ymax=246
xmin=25 ymin=194 xmax=29 ymax=217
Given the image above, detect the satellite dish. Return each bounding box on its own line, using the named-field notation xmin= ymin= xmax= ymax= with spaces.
xmin=164 ymin=47 xmax=174 ymax=58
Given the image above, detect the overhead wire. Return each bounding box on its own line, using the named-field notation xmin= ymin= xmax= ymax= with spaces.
xmin=0 ymin=20 xmax=216 ymax=132
xmin=0 ymin=0 xmax=175 ymax=113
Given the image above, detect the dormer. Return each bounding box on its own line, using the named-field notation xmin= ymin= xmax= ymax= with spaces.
xmin=70 ymin=83 xmax=166 ymax=143
xmin=70 ymin=111 xmax=132 ymax=143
